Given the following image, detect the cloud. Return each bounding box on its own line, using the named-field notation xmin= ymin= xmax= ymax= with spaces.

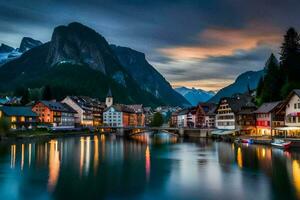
xmin=158 ymin=23 xmax=281 ymax=60
xmin=0 ymin=0 xmax=298 ymax=90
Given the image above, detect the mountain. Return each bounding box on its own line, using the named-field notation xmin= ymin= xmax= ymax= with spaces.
xmin=0 ymin=22 xmax=186 ymax=106
xmin=208 ymin=70 xmax=264 ymax=103
xmin=110 ymin=45 xmax=190 ymax=106
xmin=174 ymin=87 xmax=215 ymax=105
xmin=0 ymin=37 xmax=42 ymax=66
xmin=0 ymin=44 xmax=14 ymax=53
xmin=19 ymin=37 xmax=42 ymax=53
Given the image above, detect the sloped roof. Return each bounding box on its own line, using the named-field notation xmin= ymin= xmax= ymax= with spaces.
xmin=177 ymin=109 xmax=190 ymax=115
xmin=67 ymin=96 xmax=105 ymax=111
xmin=104 ymin=104 xmax=135 ymax=113
xmin=0 ymin=106 xmax=37 ymax=117
xmin=40 ymin=101 xmax=76 ymax=113
xmin=127 ymin=104 xmax=143 ymax=113
xmin=253 ymin=101 xmax=282 ymax=114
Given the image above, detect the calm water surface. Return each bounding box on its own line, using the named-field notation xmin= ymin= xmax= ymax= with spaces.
xmin=0 ymin=134 xmax=300 ymax=200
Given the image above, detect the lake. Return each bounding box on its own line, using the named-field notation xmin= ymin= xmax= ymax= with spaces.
xmin=0 ymin=134 xmax=300 ymax=200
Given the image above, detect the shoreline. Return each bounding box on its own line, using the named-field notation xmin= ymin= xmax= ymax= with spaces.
xmin=0 ymin=130 xmax=108 ymax=144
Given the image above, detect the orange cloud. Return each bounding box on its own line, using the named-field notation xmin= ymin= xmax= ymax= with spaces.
xmin=171 ymin=79 xmax=234 ymax=91
xmin=159 ymin=24 xmax=281 ymax=60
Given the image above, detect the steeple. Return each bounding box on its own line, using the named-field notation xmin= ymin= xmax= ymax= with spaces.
xmin=107 ymin=88 xmax=112 ymax=97
xmin=105 ymin=88 xmax=113 ymax=107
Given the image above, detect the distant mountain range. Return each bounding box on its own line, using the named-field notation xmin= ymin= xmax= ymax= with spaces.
xmin=0 ymin=37 xmax=42 ymax=66
xmin=175 ymin=87 xmax=215 ymax=105
xmin=208 ymin=70 xmax=264 ymax=103
xmin=0 ymin=22 xmax=189 ymax=107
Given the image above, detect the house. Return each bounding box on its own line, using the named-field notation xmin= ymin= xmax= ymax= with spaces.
xmin=32 ymin=101 xmax=76 ymax=128
xmin=143 ymin=107 xmax=153 ymax=126
xmin=177 ymin=107 xmax=196 ymax=128
xmin=277 ymin=89 xmax=300 ymax=137
xmin=195 ymin=103 xmax=216 ymax=128
xmin=62 ymin=96 xmax=105 ymax=127
xmin=0 ymin=106 xmax=38 ymax=130
xmin=254 ymin=101 xmax=285 ymax=136
xmin=215 ymin=94 xmax=252 ymax=131
xmin=103 ymin=105 xmax=137 ymax=127
xmin=236 ymin=102 xmax=257 ymax=135
xmin=170 ymin=111 xmax=179 ymax=127
xmin=127 ymin=104 xmax=145 ymax=127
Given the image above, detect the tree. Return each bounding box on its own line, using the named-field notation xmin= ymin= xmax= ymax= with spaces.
xmin=280 ymin=27 xmax=300 ymax=82
xmin=42 ymin=85 xmax=53 ymax=100
xmin=256 ymin=77 xmax=264 ymax=97
xmin=261 ymin=54 xmax=282 ymax=102
xmin=150 ymin=112 xmax=164 ymax=127
xmin=0 ymin=117 xmax=10 ymax=136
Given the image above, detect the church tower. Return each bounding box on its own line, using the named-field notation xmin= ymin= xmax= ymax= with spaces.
xmin=105 ymin=88 xmax=113 ymax=107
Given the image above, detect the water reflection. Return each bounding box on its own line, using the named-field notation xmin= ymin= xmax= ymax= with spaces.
xmin=1 ymin=137 xmax=300 ymax=199
xmin=237 ymin=147 xmax=243 ymax=168
xmin=48 ymin=140 xmax=60 ymax=192
xmin=292 ymin=160 xmax=300 ymax=198
xmin=10 ymin=144 xmax=16 ymax=168
xmin=145 ymin=145 xmax=150 ymax=181
xmin=94 ymin=135 xmax=99 ymax=174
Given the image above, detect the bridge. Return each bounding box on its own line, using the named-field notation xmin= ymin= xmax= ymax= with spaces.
xmin=98 ymin=126 xmax=213 ymax=137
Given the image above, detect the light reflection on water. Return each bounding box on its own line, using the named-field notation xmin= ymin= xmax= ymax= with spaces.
xmin=0 ymin=134 xmax=300 ymax=199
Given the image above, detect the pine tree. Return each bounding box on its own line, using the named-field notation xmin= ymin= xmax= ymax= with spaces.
xmin=280 ymin=27 xmax=300 ymax=82
xmin=42 ymin=85 xmax=53 ymax=100
xmin=261 ymin=54 xmax=281 ymax=102
xmin=256 ymin=77 xmax=263 ymax=97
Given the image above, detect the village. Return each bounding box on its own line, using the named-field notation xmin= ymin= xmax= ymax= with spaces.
xmin=0 ymin=88 xmax=300 ymax=140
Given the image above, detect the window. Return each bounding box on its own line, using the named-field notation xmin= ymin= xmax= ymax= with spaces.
xmin=20 ymin=117 xmax=25 ymax=122
xmin=295 ymin=104 xmax=297 ymax=109
xmin=11 ymin=116 xmax=17 ymax=122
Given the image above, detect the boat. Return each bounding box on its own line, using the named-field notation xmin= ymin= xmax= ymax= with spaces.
xmin=271 ymin=139 xmax=292 ymax=149
xmin=241 ymin=138 xmax=254 ymax=144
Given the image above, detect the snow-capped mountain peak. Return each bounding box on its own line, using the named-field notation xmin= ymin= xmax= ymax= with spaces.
xmin=174 ymin=87 xmax=215 ymax=106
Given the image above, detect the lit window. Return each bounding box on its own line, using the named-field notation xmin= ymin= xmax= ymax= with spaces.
xmin=20 ymin=116 xmax=25 ymax=122
xmin=11 ymin=116 xmax=17 ymax=122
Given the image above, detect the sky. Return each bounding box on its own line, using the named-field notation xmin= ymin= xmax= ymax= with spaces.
xmin=0 ymin=0 xmax=299 ymax=91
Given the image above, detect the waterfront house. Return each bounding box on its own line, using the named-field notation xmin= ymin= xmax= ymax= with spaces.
xmin=103 ymin=104 xmax=137 ymax=127
xmin=276 ymin=89 xmax=300 ymax=137
xmin=170 ymin=111 xmax=179 ymax=127
xmin=215 ymin=94 xmax=252 ymax=132
xmin=176 ymin=107 xmax=196 ymax=128
xmin=254 ymin=101 xmax=285 ymax=136
xmin=236 ymin=102 xmax=257 ymax=135
xmin=62 ymin=96 xmax=105 ymax=127
xmin=32 ymin=101 xmax=76 ymax=128
xmin=127 ymin=104 xmax=145 ymax=127
xmin=0 ymin=106 xmax=38 ymax=130
xmin=143 ymin=107 xmax=153 ymax=126
xmin=195 ymin=103 xmax=216 ymax=128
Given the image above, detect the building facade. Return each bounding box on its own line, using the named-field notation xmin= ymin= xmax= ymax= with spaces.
xmin=103 ymin=105 xmax=138 ymax=127
xmin=32 ymin=101 xmax=76 ymax=128
xmin=0 ymin=106 xmax=38 ymax=130
xmin=62 ymin=96 xmax=96 ymax=127
xmin=254 ymin=101 xmax=284 ymax=136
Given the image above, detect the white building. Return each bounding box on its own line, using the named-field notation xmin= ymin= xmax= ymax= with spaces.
xmin=215 ymin=95 xmax=251 ymax=131
xmin=103 ymin=106 xmax=123 ymax=127
xmin=280 ymin=89 xmax=300 ymax=137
